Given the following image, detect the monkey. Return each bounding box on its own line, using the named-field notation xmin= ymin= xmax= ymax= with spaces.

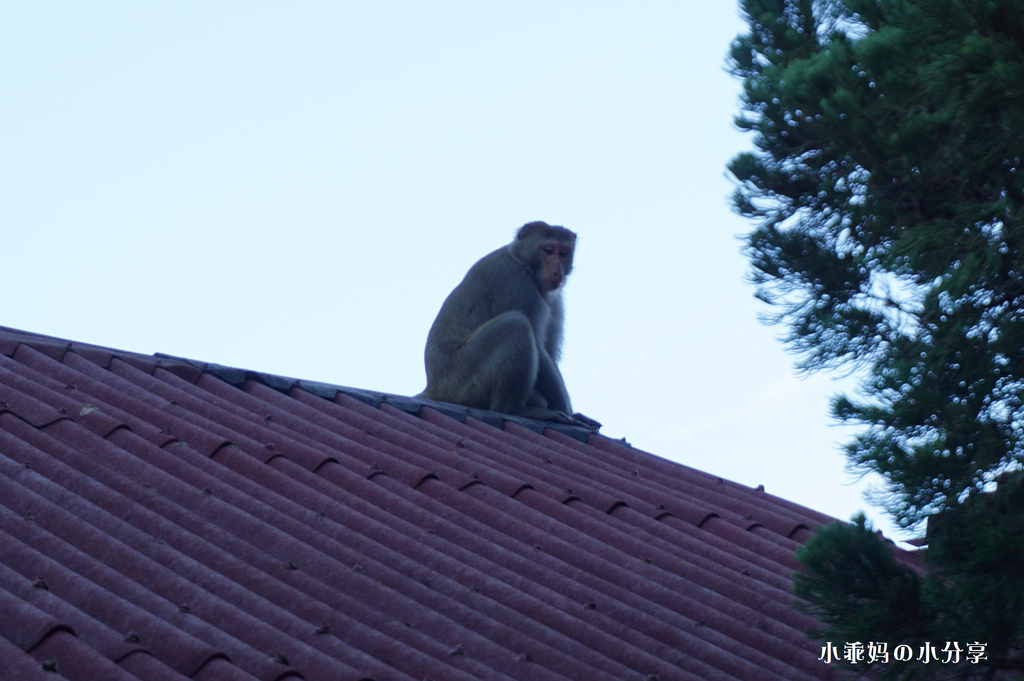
xmin=421 ymin=221 xmax=591 ymax=426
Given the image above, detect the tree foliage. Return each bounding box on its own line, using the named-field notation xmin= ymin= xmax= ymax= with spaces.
xmin=793 ymin=478 xmax=1024 ymax=678
xmin=730 ymin=0 xmax=1024 ymax=526
xmin=729 ymin=0 xmax=1024 ymax=676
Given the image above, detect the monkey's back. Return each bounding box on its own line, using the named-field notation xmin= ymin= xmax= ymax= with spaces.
xmin=426 ymin=246 xmax=545 ymax=355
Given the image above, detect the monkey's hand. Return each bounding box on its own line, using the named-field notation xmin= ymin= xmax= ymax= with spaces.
xmin=518 ymin=407 xmax=601 ymax=431
xmin=518 ymin=406 xmax=577 ymax=425
xmin=571 ymin=412 xmax=602 ymax=431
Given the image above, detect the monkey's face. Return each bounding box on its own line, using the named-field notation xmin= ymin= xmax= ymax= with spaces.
xmin=537 ymin=240 xmax=574 ymax=293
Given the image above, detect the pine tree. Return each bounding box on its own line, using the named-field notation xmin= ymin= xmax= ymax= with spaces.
xmin=729 ymin=0 xmax=1024 ymax=676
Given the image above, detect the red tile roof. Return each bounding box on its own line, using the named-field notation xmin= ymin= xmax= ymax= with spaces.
xmin=0 ymin=325 xmax=841 ymax=680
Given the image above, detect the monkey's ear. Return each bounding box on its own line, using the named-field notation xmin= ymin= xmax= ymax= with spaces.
xmin=517 ymin=221 xmax=552 ymax=239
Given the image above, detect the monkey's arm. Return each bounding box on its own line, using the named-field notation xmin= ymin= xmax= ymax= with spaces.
xmin=533 ymin=348 xmax=572 ymax=414
xmin=532 ymin=348 xmax=602 ymax=431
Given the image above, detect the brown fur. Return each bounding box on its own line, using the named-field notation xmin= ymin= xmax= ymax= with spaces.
xmin=422 ymin=221 xmax=576 ymax=419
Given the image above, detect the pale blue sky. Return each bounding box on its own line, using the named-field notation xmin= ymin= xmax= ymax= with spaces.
xmin=1 ymin=3 xmax=907 ymax=539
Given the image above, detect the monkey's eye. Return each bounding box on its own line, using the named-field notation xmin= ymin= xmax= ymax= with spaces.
xmin=543 ymin=246 xmax=556 ymax=255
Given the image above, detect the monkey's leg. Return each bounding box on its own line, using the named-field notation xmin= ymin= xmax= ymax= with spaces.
xmin=454 ymin=311 xmax=539 ymax=413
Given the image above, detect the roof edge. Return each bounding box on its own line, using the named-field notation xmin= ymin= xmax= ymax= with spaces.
xmin=0 ymin=325 xmax=600 ymax=442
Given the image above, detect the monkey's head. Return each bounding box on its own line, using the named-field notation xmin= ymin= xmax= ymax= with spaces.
xmin=510 ymin=221 xmax=576 ymax=295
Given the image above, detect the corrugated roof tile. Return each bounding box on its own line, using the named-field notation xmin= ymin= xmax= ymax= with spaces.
xmin=0 ymin=324 xmax=863 ymax=680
